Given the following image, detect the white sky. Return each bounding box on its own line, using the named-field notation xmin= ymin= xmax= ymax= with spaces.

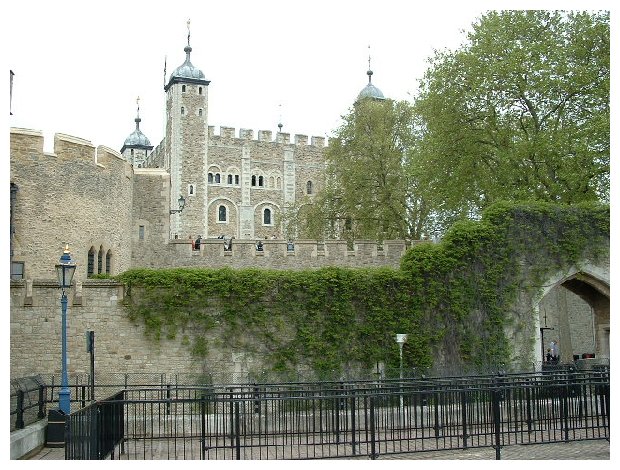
xmin=5 ymin=0 xmax=613 ymax=153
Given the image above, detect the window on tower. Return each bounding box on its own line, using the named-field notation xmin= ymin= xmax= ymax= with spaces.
xmin=252 ymin=175 xmax=256 ymax=187
xmin=198 ymin=108 xmax=203 ymax=117
xmin=263 ymin=208 xmax=272 ymax=225
xmin=182 ymin=85 xmax=186 ymax=92
xmin=235 ymin=175 xmax=240 ymax=185
xmin=199 ymin=87 xmax=203 ymax=95
xmin=181 ymin=106 xmax=185 ymax=116
xmin=10 ymin=261 xmax=24 ymax=280
xmin=307 ymin=180 xmax=313 ymax=195
xmin=227 ymin=174 xmax=232 ymax=185
xmin=208 ymin=173 xmax=213 ymax=184
xmin=98 ymin=246 xmax=103 ymax=274
xmin=215 ymin=173 xmax=221 ymax=184
xmin=218 ymin=205 xmax=227 ymax=222
xmin=106 ymin=250 xmax=112 ymax=275
xmin=258 ymin=176 xmax=264 ymax=187
xmin=87 ymin=247 xmax=95 ymax=278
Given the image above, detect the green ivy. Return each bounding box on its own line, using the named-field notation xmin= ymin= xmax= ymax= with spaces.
xmin=116 ymin=202 xmax=609 ymax=376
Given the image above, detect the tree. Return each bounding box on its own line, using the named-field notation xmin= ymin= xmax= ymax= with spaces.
xmin=412 ymin=10 xmax=609 ymax=230
xmin=296 ymin=98 xmax=430 ymax=241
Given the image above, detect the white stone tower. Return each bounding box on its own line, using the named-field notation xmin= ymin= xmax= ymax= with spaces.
xmin=163 ymin=20 xmax=210 ymax=239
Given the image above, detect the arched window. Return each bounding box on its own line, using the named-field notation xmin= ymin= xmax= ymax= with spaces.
xmin=276 ymin=177 xmax=282 ymax=189
xmin=263 ymin=208 xmax=272 ymax=225
xmin=218 ymin=205 xmax=227 ymax=222
xmin=182 ymin=85 xmax=186 ymax=92
xmin=130 ymin=149 xmax=134 ymax=156
xmin=181 ymin=106 xmax=185 ymax=116
xmin=208 ymin=173 xmax=213 ymax=183
xmin=235 ymin=175 xmax=240 ymax=185
xmin=198 ymin=108 xmax=203 ymax=117
xmin=307 ymin=181 xmax=313 ymax=194
xmin=258 ymin=176 xmax=264 ymax=187
xmin=87 ymin=247 xmax=95 ymax=278
xmin=269 ymin=176 xmax=274 ymax=188
xmin=198 ymin=86 xmax=203 ymax=95
xmin=215 ymin=173 xmax=221 ymax=183
xmin=251 ymin=175 xmax=256 ymax=186
xmin=105 ymin=250 xmax=112 ymax=275
xmin=97 ymin=246 xmax=103 ymax=274
xmin=189 ymin=185 xmax=194 ymax=195
xmin=227 ymin=174 xmax=232 ymax=185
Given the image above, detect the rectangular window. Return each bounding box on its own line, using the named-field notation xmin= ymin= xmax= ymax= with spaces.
xmin=139 ymin=225 xmax=145 ymax=240
xmin=11 ymin=261 xmax=24 ymax=280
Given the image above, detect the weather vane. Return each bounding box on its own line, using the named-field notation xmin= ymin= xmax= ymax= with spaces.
xmin=136 ymin=96 xmax=140 ymax=117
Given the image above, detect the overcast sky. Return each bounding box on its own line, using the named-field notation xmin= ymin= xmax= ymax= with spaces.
xmin=5 ymin=0 xmax=612 ymax=153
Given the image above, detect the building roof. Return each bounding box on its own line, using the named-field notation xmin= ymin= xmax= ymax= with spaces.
xmin=357 ymin=69 xmax=385 ymax=101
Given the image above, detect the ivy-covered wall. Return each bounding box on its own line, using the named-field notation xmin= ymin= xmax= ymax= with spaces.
xmin=117 ymin=201 xmax=609 ymax=377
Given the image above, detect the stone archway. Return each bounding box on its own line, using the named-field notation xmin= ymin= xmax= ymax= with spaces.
xmin=533 ymin=267 xmax=609 ymax=368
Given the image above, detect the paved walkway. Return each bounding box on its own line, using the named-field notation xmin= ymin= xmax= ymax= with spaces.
xmin=27 ymin=439 xmax=610 ymax=460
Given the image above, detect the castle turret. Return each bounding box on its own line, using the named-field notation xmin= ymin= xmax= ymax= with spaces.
xmin=356 ymin=48 xmax=385 ymax=103
xmin=164 ymin=20 xmax=210 ymax=239
xmin=121 ymin=97 xmax=153 ymax=167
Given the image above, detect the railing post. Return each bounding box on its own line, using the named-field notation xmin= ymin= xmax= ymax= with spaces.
xmin=350 ymin=393 xmax=356 ymax=456
xmin=201 ymin=394 xmax=206 ymax=460
xmin=433 ymin=391 xmax=440 ymax=439
xmin=525 ymin=384 xmax=532 ymax=433
xmin=16 ymin=389 xmax=24 ymax=429
xmin=461 ymin=390 xmax=468 ymax=448
xmin=253 ymin=383 xmax=260 ymax=414
xmin=492 ymin=387 xmax=502 ymax=460
xmin=234 ymin=401 xmax=241 ymax=460
xmin=166 ymin=384 xmax=171 ymax=415
xmin=369 ymin=395 xmax=377 ymax=460
xmin=561 ymin=380 xmax=570 ymax=442
xmin=38 ymin=385 xmax=46 ymax=419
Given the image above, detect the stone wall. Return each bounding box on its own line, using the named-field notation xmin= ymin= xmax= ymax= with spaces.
xmin=10 ymin=280 xmax=203 ymax=379
xmin=132 ymin=238 xmax=412 ymax=270
xmin=10 ymin=129 xmax=134 ymax=282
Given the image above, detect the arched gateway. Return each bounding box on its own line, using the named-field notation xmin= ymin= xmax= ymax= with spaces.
xmin=532 ymin=264 xmax=609 ymax=369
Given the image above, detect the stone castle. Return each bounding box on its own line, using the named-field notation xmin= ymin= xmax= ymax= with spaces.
xmin=9 ymin=31 xmax=609 ymax=381
xmin=10 ymin=31 xmax=405 ymax=283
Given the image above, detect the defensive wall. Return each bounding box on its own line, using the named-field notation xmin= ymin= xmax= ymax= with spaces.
xmin=133 ymin=238 xmax=413 ymax=270
xmin=9 ymin=260 xmax=608 ymax=381
xmin=10 ymin=128 xmax=134 ymax=281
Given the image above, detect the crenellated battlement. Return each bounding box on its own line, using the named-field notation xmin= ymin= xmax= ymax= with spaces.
xmin=10 ymin=128 xmax=132 ymax=174
xmin=208 ymin=125 xmax=328 ymax=147
xmin=138 ymin=238 xmax=426 ymax=271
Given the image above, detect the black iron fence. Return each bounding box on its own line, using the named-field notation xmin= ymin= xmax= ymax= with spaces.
xmin=63 ymin=369 xmax=609 ymax=460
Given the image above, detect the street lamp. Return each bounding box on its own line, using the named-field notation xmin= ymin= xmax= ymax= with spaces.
xmin=55 ymin=244 xmax=76 ymax=415
xmin=170 ymin=194 xmax=186 ymax=214
xmin=395 ymin=334 xmax=407 ymax=411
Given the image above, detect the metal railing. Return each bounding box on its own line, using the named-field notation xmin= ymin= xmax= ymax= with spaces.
xmin=63 ymin=369 xmax=609 ymax=460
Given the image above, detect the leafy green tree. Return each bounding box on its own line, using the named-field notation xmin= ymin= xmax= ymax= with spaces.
xmin=412 ymin=10 xmax=609 ymax=231
xmin=296 ymin=98 xmax=430 ymax=241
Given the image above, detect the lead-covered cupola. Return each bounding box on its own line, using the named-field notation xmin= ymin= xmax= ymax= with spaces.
xmin=121 ymin=97 xmax=153 ymax=167
xmin=356 ymin=48 xmax=385 ymax=102
xmin=165 ymin=21 xmax=210 ymax=91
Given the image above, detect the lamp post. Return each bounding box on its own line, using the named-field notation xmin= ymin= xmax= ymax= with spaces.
xmin=395 ymin=334 xmax=407 ymax=412
xmin=55 ymin=244 xmax=76 ymax=415
xmin=170 ymin=194 xmax=186 ymax=214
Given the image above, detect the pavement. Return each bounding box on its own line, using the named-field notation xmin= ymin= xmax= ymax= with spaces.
xmin=26 ymin=439 xmax=610 ymax=460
